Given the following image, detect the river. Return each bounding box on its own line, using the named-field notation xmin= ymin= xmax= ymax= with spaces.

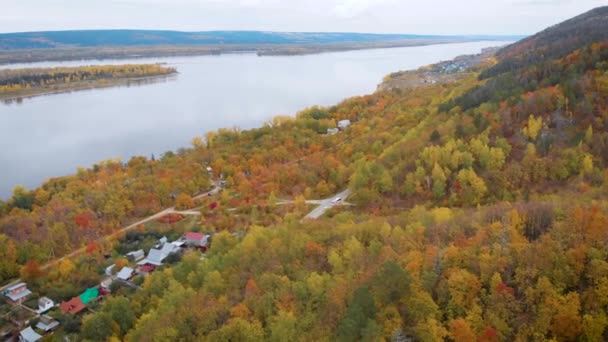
xmin=0 ymin=41 xmax=512 ymax=198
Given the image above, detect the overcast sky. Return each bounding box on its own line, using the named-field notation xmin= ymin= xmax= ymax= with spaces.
xmin=0 ymin=0 xmax=604 ymax=35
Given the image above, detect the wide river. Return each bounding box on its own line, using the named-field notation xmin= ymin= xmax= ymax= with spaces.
xmin=0 ymin=41 xmax=511 ymax=198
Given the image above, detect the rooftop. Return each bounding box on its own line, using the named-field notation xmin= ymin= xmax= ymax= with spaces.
xmin=60 ymin=297 xmax=86 ymax=315
xmin=6 ymin=288 xmax=32 ymax=301
xmin=5 ymin=282 xmax=27 ymax=292
xmin=19 ymin=326 xmax=42 ymax=342
xmin=117 ymin=267 xmax=135 ymax=280
xmin=184 ymin=232 xmax=205 ymax=240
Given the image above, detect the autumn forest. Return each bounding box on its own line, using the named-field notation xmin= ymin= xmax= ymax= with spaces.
xmin=1 ymin=5 xmax=608 ymax=342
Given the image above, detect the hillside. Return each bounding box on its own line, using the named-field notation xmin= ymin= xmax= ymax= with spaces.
xmin=481 ymin=6 xmax=608 ymax=78
xmin=1 ymin=8 xmax=608 ymax=342
xmin=0 ymin=30 xmax=519 ymax=50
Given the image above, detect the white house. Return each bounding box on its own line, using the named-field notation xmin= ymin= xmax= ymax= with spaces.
xmin=327 ymin=128 xmax=339 ymax=135
xmin=36 ymin=315 xmax=60 ymax=332
xmin=105 ymin=264 xmax=116 ymax=276
xmin=116 ymin=267 xmax=135 ymax=281
xmin=338 ymin=120 xmax=351 ymax=130
xmin=138 ymin=243 xmax=179 ymax=266
xmin=37 ymin=297 xmax=54 ymax=314
xmin=126 ymin=250 xmax=145 ymax=262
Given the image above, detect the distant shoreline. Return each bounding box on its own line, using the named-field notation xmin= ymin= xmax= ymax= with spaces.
xmin=0 ymin=39 xmax=508 ymax=65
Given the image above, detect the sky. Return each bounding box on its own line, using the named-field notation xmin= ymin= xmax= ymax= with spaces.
xmin=0 ymin=0 xmax=605 ymax=35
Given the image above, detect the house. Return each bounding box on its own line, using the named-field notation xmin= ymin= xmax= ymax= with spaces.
xmin=3 ymin=282 xmax=32 ymax=305
xmin=19 ymin=327 xmax=42 ymax=342
xmin=35 ymin=315 xmax=59 ymax=332
xmin=126 ymin=250 xmax=145 ymax=262
xmin=100 ymin=277 xmax=113 ymax=290
xmin=116 ymin=267 xmax=135 ymax=281
xmin=138 ymin=248 xmax=164 ymax=266
xmin=137 ymin=264 xmax=156 ymax=275
xmin=37 ymin=297 xmax=54 ymax=314
xmin=105 ymin=264 xmax=116 ymax=276
xmin=327 ymin=128 xmax=339 ymax=135
xmin=59 ymin=297 xmax=86 ymax=315
xmin=338 ymin=120 xmax=351 ymax=130
xmin=182 ymin=232 xmax=211 ymax=249
xmin=139 ymin=246 xmax=172 ymax=266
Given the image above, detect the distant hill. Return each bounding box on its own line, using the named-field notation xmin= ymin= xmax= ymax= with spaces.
xmin=0 ymin=30 xmax=521 ymax=50
xmin=481 ymin=6 xmax=608 ymax=78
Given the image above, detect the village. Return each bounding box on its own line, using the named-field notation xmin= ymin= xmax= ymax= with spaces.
xmin=0 ymin=223 xmax=214 ymax=342
xmin=0 ymin=117 xmax=356 ymax=341
xmin=0 ymin=155 xmax=352 ymax=341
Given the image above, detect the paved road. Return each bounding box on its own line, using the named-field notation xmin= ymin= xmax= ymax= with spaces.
xmin=193 ymin=181 xmax=221 ymax=200
xmin=303 ymin=189 xmax=352 ymax=220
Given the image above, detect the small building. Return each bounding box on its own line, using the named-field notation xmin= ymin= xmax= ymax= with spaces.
xmin=3 ymin=282 xmax=32 ymax=305
xmin=37 ymin=297 xmax=54 ymax=314
xmin=138 ymin=248 xmax=164 ymax=266
xmin=105 ymin=264 xmax=116 ymax=276
xmin=327 ymin=128 xmax=339 ymax=135
xmin=206 ymin=166 xmax=213 ymax=174
xmin=79 ymin=287 xmax=99 ymax=305
xmin=126 ymin=250 xmax=145 ymax=262
xmin=59 ymin=297 xmax=86 ymax=315
xmin=116 ymin=267 xmax=135 ymax=281
xmin=338 ymin=120 xmax=351 ymax=130
xmin=19 ymin=327 xmax=42 ymax=342
xmin=100 ymin=277 xmax=113 ymax=290
xmin=35 ymin=315 xmax=59 ymax=333
xmin=182 ymin=232 xmax=210 ymax=249
xmin=137 ymin=264 xmax=156 ymax=275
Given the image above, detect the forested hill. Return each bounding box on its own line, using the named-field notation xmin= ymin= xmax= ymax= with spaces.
xmin=481 ymin=6 xmax=608 ymax=78
xmin=0 ymin=30 xmax=519 ymax=50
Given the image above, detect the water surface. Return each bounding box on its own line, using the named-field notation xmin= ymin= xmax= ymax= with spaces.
xmin=0 ymin=41 xmax=511 ymax=198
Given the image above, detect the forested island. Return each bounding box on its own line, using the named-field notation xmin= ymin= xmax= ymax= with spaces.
xmin=0 ymin=6 xmax=607 ymax=342
xmin=0 ymin=64 xmax=176 ymax=101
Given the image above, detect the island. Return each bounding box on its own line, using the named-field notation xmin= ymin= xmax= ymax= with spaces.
xmin=0 ymin=64 xmax=177 ymax=101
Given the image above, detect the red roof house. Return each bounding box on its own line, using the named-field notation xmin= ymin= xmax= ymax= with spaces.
xmin=183 ymin=232 xmax=210 ymax=250
xmin=59 ymin=297 xmax=86 ymax=315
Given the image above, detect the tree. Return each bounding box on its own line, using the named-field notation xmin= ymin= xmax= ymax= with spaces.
xmin=581 ymin=154 xmax=593 ymax=176
xmin=522 ymin=115 xmax=543 ymax=141
xmin=431 ymin=163 xmax=447 ymax=199
xmin=337 ymin=287 xmax=377 ymax=341
xmin=454 ymin=168 xmax=487 ymax=205
xmin=81 ymin=312 xmax=114 ymax=341
xmin=175 ymin=193 xmax=194 ymax=210
xmin=58 ymin=259 xmax=75 ymax=279
xmin=103 ymin=296 xmax=136 ymax=337
xmin=0 ymin=234 xmax=18 ymax=282
xmin=20 ymin=260 xmax=44 ymax=283
xmin=430 ymin=130 xmax=441 ymax=143
xmin=11 ymin=186 xmax=34 ymax=210
xmin=206 ymin=318 xmax=265 ymax=342
xmin=449 ymin=319 xmax=476 ymax=342
xmin=372 ymin=261 xmax=411 ymax=305
xmin=269 ymin=311 xmax=298 ymax=342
